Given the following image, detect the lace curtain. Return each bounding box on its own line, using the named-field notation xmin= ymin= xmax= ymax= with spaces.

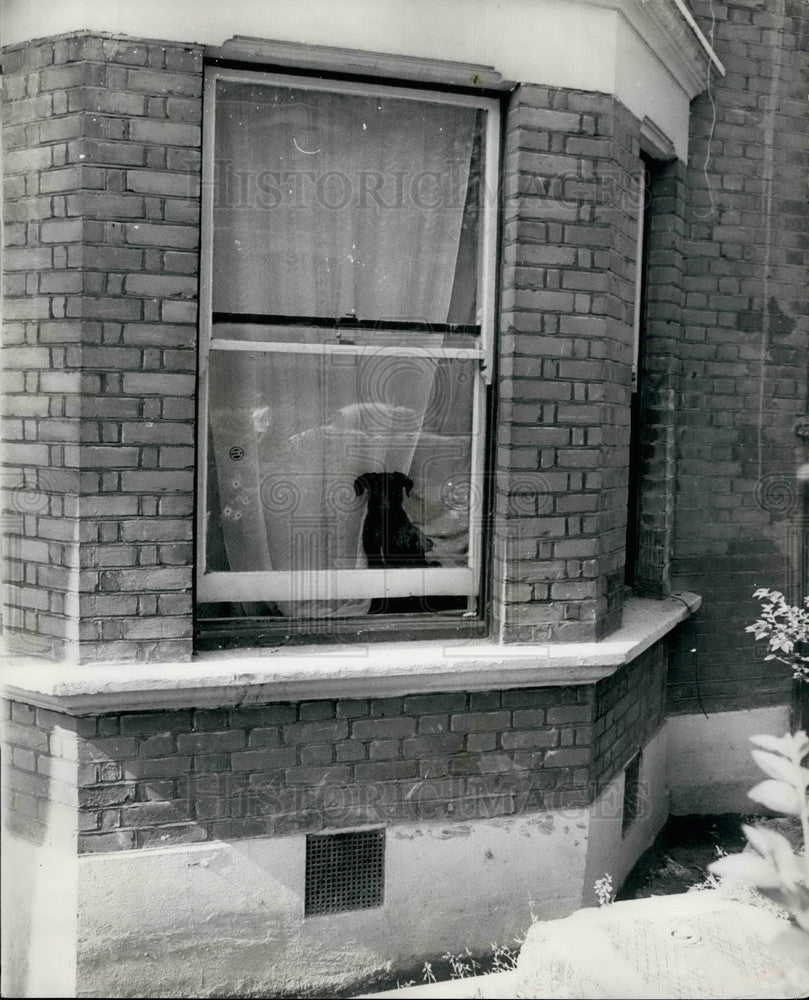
xmin=206 ymin=82 xmax=479 ymax=616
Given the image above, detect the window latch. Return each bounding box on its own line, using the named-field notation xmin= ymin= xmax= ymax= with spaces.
xmin=336 ymin=312 xmax=358 ymax=344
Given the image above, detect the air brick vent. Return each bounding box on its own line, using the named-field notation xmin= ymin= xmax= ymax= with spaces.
xmin=622 ymin=752 xmax=642 ymax=835
xmin=305 ymin=828 xmax=385 ymax=916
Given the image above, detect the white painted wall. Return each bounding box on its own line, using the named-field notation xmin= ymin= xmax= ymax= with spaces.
xmin=2 ymin=0 xmax=695 ymax=158
xmin=1 ymin=828 xmax=78 ymax=998
xmin=584 ymin=723 xmax=669 ymax=899
xmin=614 ymin=15 xmax=691 ymax=160
xmin=76 ymin=812 xmax=590 ymax=996
xmin=666 ymin=704 xmax=791 ymax=815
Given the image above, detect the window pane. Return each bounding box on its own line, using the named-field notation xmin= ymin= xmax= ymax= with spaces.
xmin=213 ymin=81 xmax=484 ymax=325
xmin=205 ymin=349 xmax=475 ymax=615
xmin=210 ymin=322 xmax=480 ymax=351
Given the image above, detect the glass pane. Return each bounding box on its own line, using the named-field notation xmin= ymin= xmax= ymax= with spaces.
xmin=205 ymin=349 xmax=475 ymax=615
xmin=210 ymin=322 xmax=480 ymax=352
xmin=213 ymin=80 xmax=484 ymax=325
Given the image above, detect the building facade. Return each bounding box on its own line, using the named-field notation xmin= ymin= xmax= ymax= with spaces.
xmin=1 ymin=0 xmax=807 ymax=996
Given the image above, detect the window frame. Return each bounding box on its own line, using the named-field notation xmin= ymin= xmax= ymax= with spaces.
xmin=195 ymin=64 xmax=501 ymax=629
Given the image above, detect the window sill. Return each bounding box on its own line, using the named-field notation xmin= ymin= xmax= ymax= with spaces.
xmin=1 ymin=594 xmax=699 ymax=716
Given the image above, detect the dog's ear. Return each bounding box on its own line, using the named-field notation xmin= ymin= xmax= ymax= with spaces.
xmin=354 ymin=474 xmax=369 ymax=497
xmin=403 ymin=475 xmax=414 ymax=496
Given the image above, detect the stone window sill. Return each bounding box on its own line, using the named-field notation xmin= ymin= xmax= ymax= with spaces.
xmin=1 ymin=594 xmax=699 ymax=715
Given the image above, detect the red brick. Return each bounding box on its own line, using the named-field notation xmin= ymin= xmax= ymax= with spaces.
xmin=231 ymin=748 xmax=297 ymax=771
xmin=176 ymin=731 xmax=245 ymax=754
xmin=350 ymin=718 xmax=415 ymax=740
xmin=543 ymin=747 xmax=590 ymax=768
xmin=450 ymin=712 xmax=511 ymax=733
xmin=353 ymin=761 xmax=418 ymax=782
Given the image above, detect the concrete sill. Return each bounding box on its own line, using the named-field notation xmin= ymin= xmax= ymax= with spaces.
xmin=1 ymin=593 xmax=700 ymax=715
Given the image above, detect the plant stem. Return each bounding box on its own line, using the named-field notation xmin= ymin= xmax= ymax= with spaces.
xmin=795 ymin=751 xmax=809 ymax=883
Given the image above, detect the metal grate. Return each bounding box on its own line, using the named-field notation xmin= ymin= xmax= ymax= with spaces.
xmin=622 ymin=752 xmax=642 ymax=835
xmin=305 ymin=828 xmax=385 ymax=916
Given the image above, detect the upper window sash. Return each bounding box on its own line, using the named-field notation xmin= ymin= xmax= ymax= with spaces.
xmin=200 ymin=66 xmax=500 ymax=380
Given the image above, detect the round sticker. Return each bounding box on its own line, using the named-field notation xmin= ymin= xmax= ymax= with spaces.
xmin=229 ymin=446 xmax=244 ymax=461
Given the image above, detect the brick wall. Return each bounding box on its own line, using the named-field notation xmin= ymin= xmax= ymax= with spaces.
xmin=2 ymin=36 xmax=655 ymax=657
xmin=667 ymin=0 xmax=809 ymax=711
xmin=634 ymin=158 xmax=687 ymax=597
xmin=2 ymin=643 xmax=666 ymax=852
xmin=1 ymin=33 xmax=202 ymax=662
xmin=591 ymin=638 xmax=667 ymax=794
xmin=2 ymin=697 xmax=82 ymax=845
xmin=494 ymin=85 xmax=643 ymax=642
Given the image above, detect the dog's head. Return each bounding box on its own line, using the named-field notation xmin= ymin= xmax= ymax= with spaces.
xmin=354 ymin=471 xmax=414 ymax=505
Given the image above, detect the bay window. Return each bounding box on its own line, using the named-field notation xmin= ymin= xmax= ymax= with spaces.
xmin=196 ymin=67 xmax=500 ymax=636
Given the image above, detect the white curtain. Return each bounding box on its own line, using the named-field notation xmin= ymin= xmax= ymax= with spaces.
xmin=207 ymin=82 xmax=478 ymax=615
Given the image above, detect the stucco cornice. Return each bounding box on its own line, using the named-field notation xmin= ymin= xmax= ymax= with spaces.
xmin=592 ymin=0 xmax=724 ymax=97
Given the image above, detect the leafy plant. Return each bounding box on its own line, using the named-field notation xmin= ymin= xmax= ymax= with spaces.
xmin=593 ymin=873 xmax=615 ymax=907
xmin=689 ymin=846 xmax=726 ymax=892
xmin=416 ymin=902 xmax=538 ymax=987
xmin=746 ymin=588 xmax=809 ymax=682
xmin=443 ymin=948 xmax=481 ymax=980
xmin=489 ymin=942 xmax=520 ymax=973
xmin=709 ymin=730 xmax=809 ymax=971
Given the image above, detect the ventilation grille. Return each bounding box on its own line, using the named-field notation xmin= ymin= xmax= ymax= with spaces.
xmin=622 ymin=752 xmax=642 ymax=835
xmin=305 ymin=828 xmax=385 ymax=916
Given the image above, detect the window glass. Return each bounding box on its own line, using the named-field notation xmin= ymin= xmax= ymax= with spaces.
xmin=212 ymin=81 xmax=483 ymax=324
xmin=198 ymin=70 xmax=497 ymax=624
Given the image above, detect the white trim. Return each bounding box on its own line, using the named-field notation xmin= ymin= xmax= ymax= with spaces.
xmin=196 ymin=65 xmax=499 ymax=617
xmin=587 ymin=0 xmax=724 ymax=96
xmin=215 ymin=35 xmax=509 ymax=91
xmin=210 ymin=65 xmax=502 ymax=111
xmin=1 ymin=594 xmax=701 ymax=713
xmin=479 ymin=101 xmax=500 ymax=386
xmin=197 ymin=567 xmax=475 ymax=602
xmin=639 ymin=116 xmax=677 ymax=161
xmin=209 ymin=340 xmax=483 ymax=361
xmin=467 ymin=371 xmax=485 ymax=581
xmin=195 ymin=70 xmax=219 ymax=580
xmin=671 ymin=0 xmax=725 ymax=76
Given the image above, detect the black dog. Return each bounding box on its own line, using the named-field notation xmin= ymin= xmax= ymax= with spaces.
xmin=353 ymin=471 xmax=467 ymax=615
xmin=353 ymin=471 xmax=437 ymax=569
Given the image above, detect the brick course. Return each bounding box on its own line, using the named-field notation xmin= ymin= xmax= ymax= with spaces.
xmin=2 ymin=35 xmax=659 ymax=657
xmin=1 ymin=33 xmax=202 ymax=662
xmin=1 ymin=642 xmax=666 ymax=852
xmin=666 ymin=0 xmax=809 ymax=711
xmin=495 ymin=85 xmax=643 ymax=643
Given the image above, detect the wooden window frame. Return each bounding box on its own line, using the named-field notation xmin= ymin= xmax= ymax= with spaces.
xmin=195 ymin=64 xmax=501 ymax=641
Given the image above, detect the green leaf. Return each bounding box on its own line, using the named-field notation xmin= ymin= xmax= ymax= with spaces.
xmin=747 ymin=779 xmax=802 ymax=815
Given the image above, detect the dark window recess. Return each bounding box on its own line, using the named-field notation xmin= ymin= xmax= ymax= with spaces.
xmin=625 ymin=158 xmax=653 ymax=589
xmin=305 ymin=828 xmax=385 ymax=916
xmin=622 ymin=752 xmax=642 ymax=835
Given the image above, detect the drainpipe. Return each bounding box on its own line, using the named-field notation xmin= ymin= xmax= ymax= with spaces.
xmin=795 ymin=445 xmax=809 ymax=731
